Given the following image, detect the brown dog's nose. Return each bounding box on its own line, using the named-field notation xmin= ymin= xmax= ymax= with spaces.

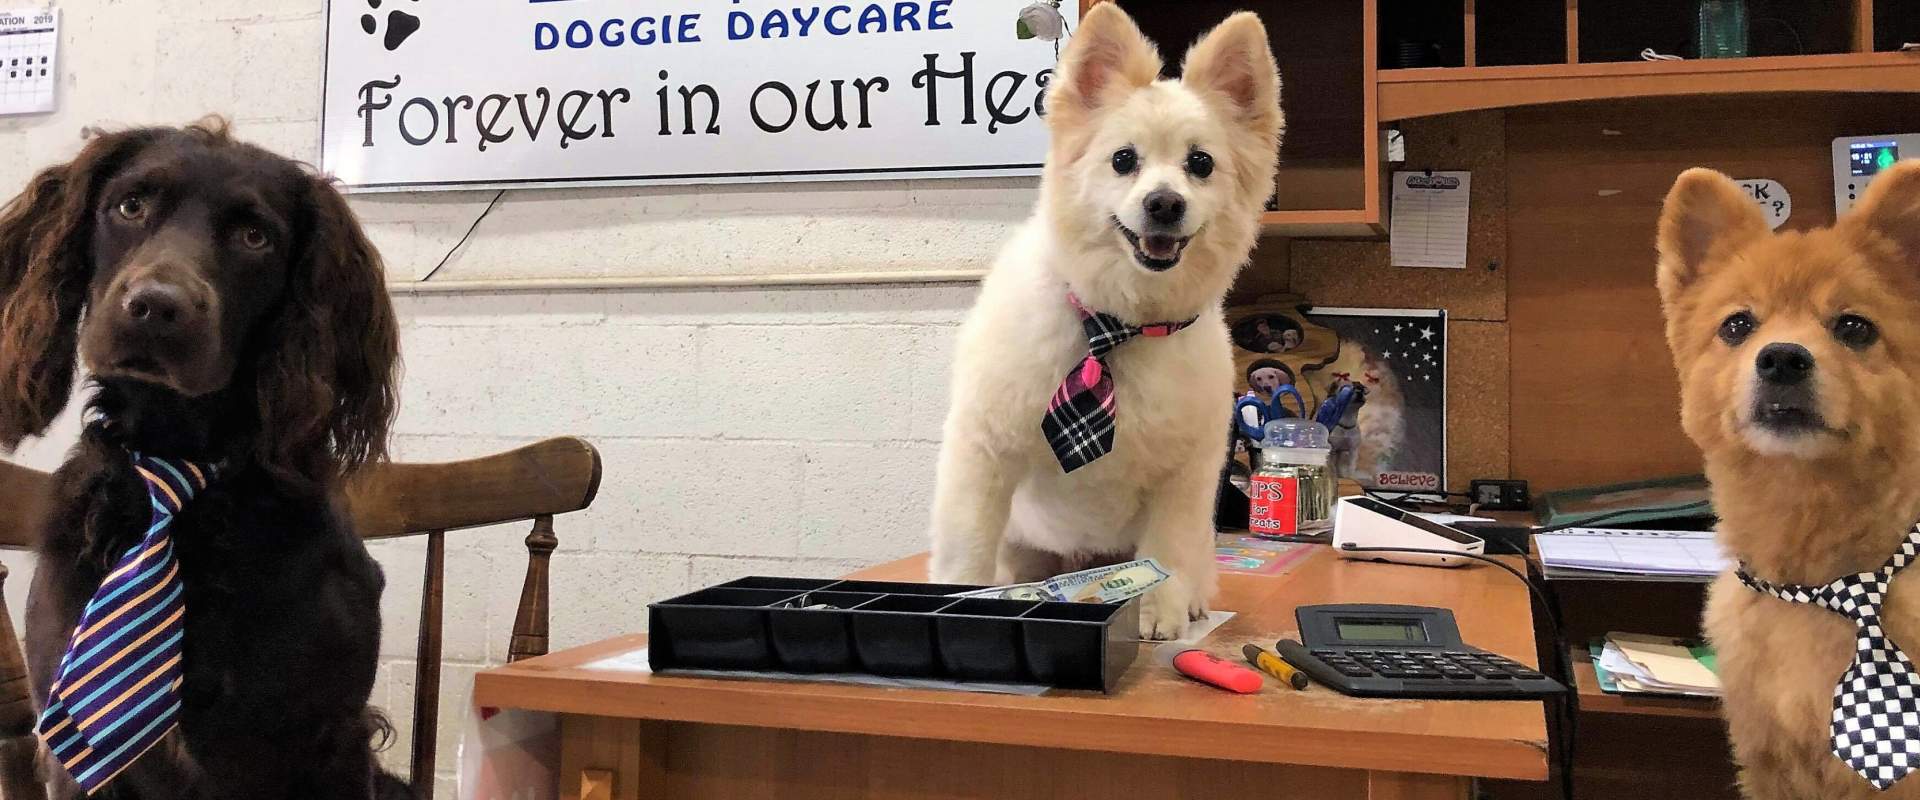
xmin=1144 ymin=189 xmax=1186 ymax=226
xmin=122 ymin=281 xmax=197 ymax=333
xmin=1756 ymin=343 xmax=1814 ymax=386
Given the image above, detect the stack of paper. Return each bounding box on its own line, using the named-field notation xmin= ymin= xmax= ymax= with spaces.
xmin=1535 ymin=528 xmax=1728 ymax=581
xmin=1591 ymin=632 xmax=1720 ymax=698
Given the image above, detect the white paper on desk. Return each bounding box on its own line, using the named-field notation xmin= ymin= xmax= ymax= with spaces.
xmin=0 ymin=9 xmax=56 ymax=116
xmin=1390 ymin=170 xmax=1470 ymax=269
xmin=1150 ymin=610 xmax=1235 ymax=647
xmin=584 ymin=647 xmax=1053 ymax=696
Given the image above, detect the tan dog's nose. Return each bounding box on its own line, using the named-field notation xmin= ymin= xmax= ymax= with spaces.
xmin=1756 ymin=343 xmax=1814 ymax=386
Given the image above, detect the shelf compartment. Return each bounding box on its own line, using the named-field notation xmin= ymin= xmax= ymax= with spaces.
xmin=1105 ymin=0 xmax=1379 ymax=226
xmin=1570 ymin=647 xmax=1719 ymax=720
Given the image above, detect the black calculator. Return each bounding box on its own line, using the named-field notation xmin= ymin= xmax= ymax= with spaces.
xmin=1274 ymin=604 xmax=1565 ymax=699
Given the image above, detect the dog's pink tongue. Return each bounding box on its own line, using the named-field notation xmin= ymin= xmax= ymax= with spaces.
xmin=1143 ymin=235 xmax=1180 ymax=260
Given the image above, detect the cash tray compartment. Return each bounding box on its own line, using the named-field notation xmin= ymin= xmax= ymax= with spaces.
xmin=647 ymin=576 xmax=1141 ymax=692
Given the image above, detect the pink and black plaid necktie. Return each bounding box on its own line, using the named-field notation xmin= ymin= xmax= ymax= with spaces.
xmin=1042 ymin=295 xmax=1196 ymax=473
xmin=38 ymin=454 xmax=213 ymax=794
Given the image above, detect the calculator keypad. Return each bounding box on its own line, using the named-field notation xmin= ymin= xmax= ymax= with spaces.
xmin=1320 ymin=648 xmax=1542 ymax=682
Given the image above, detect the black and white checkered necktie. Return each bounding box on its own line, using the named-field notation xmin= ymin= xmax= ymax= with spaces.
xmin=1738 ymin=526 xmax=1920 ymax=790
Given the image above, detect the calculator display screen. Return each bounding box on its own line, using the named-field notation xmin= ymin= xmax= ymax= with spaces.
xmin=1337 ymin=619 xmax=1428 ymax=642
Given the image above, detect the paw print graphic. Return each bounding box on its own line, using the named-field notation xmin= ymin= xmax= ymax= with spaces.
xmin=360 ymin=0 xmax=421 ymax=52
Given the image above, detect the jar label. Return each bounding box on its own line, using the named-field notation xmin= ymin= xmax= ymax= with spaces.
xmin=1248 ymin=474 xmax=1300 ymax=536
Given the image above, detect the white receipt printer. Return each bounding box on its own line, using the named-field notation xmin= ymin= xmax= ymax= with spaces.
xmin=1332 ymin=496 xmax=1486 ymax=568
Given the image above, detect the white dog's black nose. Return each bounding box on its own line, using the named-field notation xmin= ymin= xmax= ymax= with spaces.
xmin=1144 ymin=189 xmax=1186 ymax=226
xmin=1756 ymin=343 xmax=1815 ymax=386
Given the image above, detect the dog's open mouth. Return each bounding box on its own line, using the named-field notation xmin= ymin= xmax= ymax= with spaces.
xmin=1112 ymin=218 xmax=1191 ymax=272
xmin=1750 ymin=401 xmax=1840 ymax=437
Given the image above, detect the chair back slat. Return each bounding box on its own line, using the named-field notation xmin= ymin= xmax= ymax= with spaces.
xmin=409 ymin=530 xmax=446 ymax=800
xmin=347 ymin=438 xmax=601 ymax=539
xmin=0 ymin=462 xmax=47 ymax=549
xmin=510 ymin=516 xmax=559 ymax=663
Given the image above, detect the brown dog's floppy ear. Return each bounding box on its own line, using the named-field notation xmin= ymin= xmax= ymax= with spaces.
xmin=1182 ymin=13 xmax=1281 ymax=131
xmin=253 ymin=175 xmax=398 ymax=484
xmin=1657 ymin=167 xmax=1767 ymax=308
xmin=1845 ymin=160 xmax=1920 ymax=263
xmin=0 ymin=130 xmax=161 ymax=448
xmin=1049 ymin=4 xmax=1161 ymax=119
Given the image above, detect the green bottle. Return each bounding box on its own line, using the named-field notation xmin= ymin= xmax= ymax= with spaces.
xmin=1698 ymin=0 xmax=1749 ymax=59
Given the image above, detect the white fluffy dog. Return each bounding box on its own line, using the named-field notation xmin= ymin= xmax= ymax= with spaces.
xmin=928 ymin=4 xmax=1283 ymax=639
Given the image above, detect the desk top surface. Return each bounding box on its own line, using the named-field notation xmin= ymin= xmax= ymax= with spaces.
xmin=474 ymin=547 xmax=1550 ymax=781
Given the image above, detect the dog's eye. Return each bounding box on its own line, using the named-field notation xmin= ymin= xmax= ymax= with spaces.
xmin=1718 ymin=311 xmax=1757 ymax=345
xmin=1111 ymin=147 xmax=1137 ymax=176
xmin=1186 ymin=150 xmax=1215 ymax=179
xmin=236 ymin=227 xmax=271 ymax=251
xmin=115 ymin=195 xmax=146 ymax=221
xmin=1834 ymin=314 xmax=1879 ymax=349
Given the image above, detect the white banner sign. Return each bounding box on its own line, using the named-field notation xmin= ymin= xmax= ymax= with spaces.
xmin=322 ymin=0 xmax=1074 ymax=192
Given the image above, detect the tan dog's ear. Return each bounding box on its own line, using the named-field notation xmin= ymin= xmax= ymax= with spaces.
xmin=1846 ymin=160 xmax=1920 ymax=261
xmin=1182 ymin=13 xmax=1281 ymax=131
xmin=1657 ymin=168 xmax=1767 ymax=307
xmin=1050 ymin=4 xmax=1161 ymax=116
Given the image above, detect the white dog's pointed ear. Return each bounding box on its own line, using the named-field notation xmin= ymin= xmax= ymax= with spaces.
xmin=1657 ymin=168 xmax=1766 ymax=306
xmin=1846 ymin=160 xmax=1920 ymax=262
xmin=1052 ymin=3 xmax=1161 ymax=115
xmin=1182 ymin=12 xmax=1280 ymax=127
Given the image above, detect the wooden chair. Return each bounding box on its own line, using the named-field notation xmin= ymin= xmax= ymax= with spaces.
xmin=0 ymin=436 xmax=603 ymax=800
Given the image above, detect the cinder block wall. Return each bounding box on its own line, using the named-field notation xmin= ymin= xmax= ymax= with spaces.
xmin=0 ymin=1 xmax=1020 ymax=791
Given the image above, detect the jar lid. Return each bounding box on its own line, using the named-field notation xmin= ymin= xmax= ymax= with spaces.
xmin=1261 ymin=418 xmax=1331 ymax=450
xmin=1260 ymin=446 xmax=1330 ymax=467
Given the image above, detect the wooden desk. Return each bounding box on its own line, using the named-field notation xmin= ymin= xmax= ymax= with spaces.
xmin=474 ymin=547 xmax=1549 ymax=800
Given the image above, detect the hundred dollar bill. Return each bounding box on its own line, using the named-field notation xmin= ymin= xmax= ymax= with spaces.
xmin=1044 ymin=559 xmax=1172 ymax=603
xmin=946 ymin=558 xmax=1171 ymax=603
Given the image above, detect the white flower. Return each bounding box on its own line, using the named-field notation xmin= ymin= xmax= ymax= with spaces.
xmin=1017 ymin=3 xmax=1066 ymax=41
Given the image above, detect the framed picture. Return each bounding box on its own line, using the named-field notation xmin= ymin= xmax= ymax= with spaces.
xmin=1298 ymin=307 xmax=1447 ymax=492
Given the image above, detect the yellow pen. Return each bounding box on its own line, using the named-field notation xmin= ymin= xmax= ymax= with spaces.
xmin=1243 ymin=643 xmax=1310 ymax=690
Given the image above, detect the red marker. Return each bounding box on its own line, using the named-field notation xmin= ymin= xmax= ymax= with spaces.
xmin=1156 ymin=645 xmax=1264 ymax=693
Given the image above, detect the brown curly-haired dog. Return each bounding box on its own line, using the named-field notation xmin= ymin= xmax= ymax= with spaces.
xmin=1658 ymin=161 xmax=1920 ymax=799
xmin=0 ymin=122 xmax=411 ymax=799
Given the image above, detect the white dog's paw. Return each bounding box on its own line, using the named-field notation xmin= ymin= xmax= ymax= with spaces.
xmin=1138 ymin=579 xmax=1205 ymax=641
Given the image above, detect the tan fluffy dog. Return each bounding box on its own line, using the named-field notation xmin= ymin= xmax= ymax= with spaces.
xmin=928 ymin=5 xmax=1282 ymax=639
xmin=1658 ymin=162 xmax=1920 ymax=798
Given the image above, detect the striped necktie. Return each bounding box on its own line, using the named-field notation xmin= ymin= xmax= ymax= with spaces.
xmin=1040 ymin=294 xmax=1196 ymax=473
xmin=37 ymin=454 xmax=213 ymax=794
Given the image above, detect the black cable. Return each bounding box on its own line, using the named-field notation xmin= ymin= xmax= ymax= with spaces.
xmin=1336 ymin=545 xmax=1559 ymax=634
xmin=1336 ymin=543 xmax=1577 ymax=800
xmin=418 ymin=189 xmax=507 ymax=283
